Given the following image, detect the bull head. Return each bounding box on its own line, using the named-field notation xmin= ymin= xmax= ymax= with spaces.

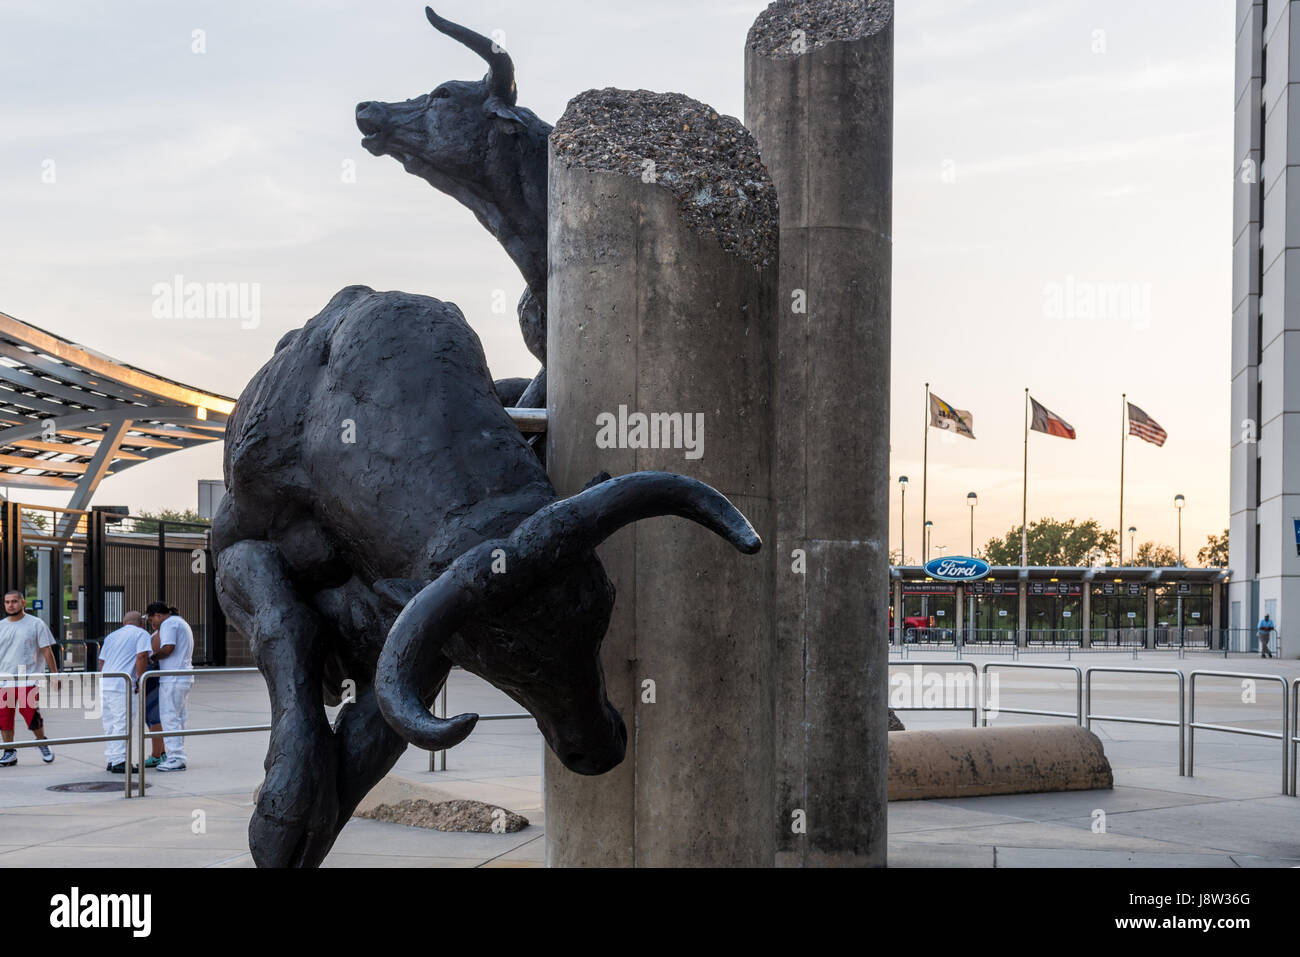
xmin=355 ymin=7 xmax=550 ymax=320
xmin=376 ymin=472 xmax=762 ymax=775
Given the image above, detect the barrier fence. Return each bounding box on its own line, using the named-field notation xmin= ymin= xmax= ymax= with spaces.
xmin=1187 ymin=671 xmax=1290 ymax=795
xmin=978 ymin=662 xmax=1082 ymax=726
xmin=890 ymin=629 xmax=1281 ymax=659
xmin=0 ymin=670 xmax=135 ymax=797
xmin=136 ymin=667 xmax=268 ymax=796
xmin=1084 ymin=666 xmax=1186 ymax=776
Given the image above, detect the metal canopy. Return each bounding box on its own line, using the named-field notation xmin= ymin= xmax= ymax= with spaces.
xmin=0 ymin=310 xmax=234 ymax=507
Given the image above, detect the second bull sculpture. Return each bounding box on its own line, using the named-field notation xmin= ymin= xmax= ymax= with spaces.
xmin=213 ymin=10 xmax=763 ymax=868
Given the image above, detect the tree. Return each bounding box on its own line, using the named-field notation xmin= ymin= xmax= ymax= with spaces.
xmin=1133 ymin=541 xmax=1179 ymax=566
xmin=1198 ymin=529 xmax=1228 ymax=567
xmin=982 ymin=518 xmax=1118 ymax=566
xmin=132 ymin=508 xmax=210 ymax=534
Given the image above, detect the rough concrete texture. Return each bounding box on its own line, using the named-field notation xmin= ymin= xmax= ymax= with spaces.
xmin=748 ymin=0 xmax=892 ymax=58
xmin=545 ymin=133 xmax=778 ymax=866
xmin=357 ymin=799 xmax=529 ymax=833
xmin=746 ymin=0 xmax=893 ymax=867
xmin=551 ymin=89 xmax=778 ymax=267
xmin=888 ymin=725 xmax=1114 ymax=801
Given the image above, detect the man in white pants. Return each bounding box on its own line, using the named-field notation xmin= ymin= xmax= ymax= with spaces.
xmin=146 ymin=602 xmax=193 ymax=772
xmin=96 ymin=611 xmax=151 ymax=773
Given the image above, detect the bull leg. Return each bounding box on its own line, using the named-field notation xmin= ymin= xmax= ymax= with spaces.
xmin=216 ymin=540 xmax=339 ymax=868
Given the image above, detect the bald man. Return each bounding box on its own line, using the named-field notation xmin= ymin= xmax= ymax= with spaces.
xmin=96 ymin=611 xmax=150 ymax=772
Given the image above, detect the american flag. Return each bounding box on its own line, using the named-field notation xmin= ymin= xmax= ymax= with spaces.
xmin=1127 ymin=403 xmax=1167 ymax=447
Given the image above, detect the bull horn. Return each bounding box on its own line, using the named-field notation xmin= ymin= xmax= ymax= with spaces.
xmin=374 ymin=569 xmax=481 ymax=752
xmin=425 ymin=7 xmax=517 ymax=104
xmin=374 ymin=472 xmax=759 ymax=751
xmin=513 ymin=472 xmax=762 ymax=562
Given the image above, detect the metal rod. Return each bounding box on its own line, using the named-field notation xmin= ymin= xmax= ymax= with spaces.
xmin=506 ymin=408 xmax=547 ymax=434
xmin=979 ymin=662 xmax=1083 ymax=727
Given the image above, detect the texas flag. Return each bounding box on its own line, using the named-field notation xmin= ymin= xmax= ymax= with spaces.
xmin=1029 ymin=397 xmax=1076 ymax=439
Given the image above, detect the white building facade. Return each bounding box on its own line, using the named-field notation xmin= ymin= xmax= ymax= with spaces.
xmin=1232 ymin=0 xmax=1300 ymax=656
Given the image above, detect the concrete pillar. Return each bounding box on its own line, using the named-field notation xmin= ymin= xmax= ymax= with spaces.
xmin=745 ymin=0 xmax=893 ymax=867
xmin=955 ymin=584 xmax=964 ymax=644
xmin=1081 ymin=586 xmax=1092 ymax=648
xmin=1018 ymin=582 xmax=1028 ymax=647
xmin=544 ymin=89 xmax=778 ymax=866
xmin=1146 ymin=586 xmax=1156 ymax=649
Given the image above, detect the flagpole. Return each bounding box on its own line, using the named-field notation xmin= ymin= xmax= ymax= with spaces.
xmin=1021 ymin=388 xmax=1029 ymax=567
xmin=922 ymin=382 xmax=930 ymax=564
xmin=1119 ymin=393 xmax=1127 ymax=566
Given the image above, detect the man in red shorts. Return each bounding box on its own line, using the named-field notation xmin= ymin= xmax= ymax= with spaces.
xmin=0 ymin=591 xmax=61 ymax=766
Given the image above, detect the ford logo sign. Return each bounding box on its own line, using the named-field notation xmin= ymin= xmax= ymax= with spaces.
xmin=923 ymin=557 xmax=991 ymax=582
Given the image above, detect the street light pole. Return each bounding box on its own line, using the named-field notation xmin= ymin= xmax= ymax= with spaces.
xmin=1174 ymin=494 xmax=1185 ymax=565
xmin=1174 ymin=493 xmax=1186 ymax=645
xmin=899 ymin=476 xmax=908 ymax=565
xmin=1128 ymin=526 xmax=1137 ymax=565
xmin=924 ymin=520 xmax=933 ymax=563
xmin=967 ymin=492 xmax=978 ymax=556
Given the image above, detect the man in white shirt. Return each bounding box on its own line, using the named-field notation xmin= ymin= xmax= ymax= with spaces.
xmin=0 ymin=590 xmax=60 ymax=766
xmin=146 ymin=602 xmax=193 ymax=771
xmin=96 ymin=611 xmax=151 ymax=773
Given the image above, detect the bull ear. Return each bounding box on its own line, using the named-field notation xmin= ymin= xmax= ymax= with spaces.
xmin=485 ymin=95 xmax=527 ymax=130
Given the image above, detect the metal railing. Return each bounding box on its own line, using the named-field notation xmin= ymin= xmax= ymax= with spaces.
xmin=1188 ymin=670 xmax=1289 ymax=795
xmin=979 ymin=662 xmax=1082 ymax=726
xmin=1292 ymin=678 xmax=1300 ymax=797
xmin=136 ymin=667 xmax=268 ymax=796
xmin=887 ymin=660 xmax=980 ymax=727
xmin=1083 ymin=666 xmax=1186 ymax=775
xmin=427 ymin=673 xmax=532 ymax=772
xmin=0 ymin=671 xmax=135 ymax=796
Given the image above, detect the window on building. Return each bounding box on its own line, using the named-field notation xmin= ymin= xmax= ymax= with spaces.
xmin=1257 ymin=312 xmax=1264 ymax=364
xmin=1262 ymin=43 xmax=1267 ymax=85
xmin=1255 ymin=522 xmax=1261 ymax=578
xmin=1256 ymin=454 xmax=1262 ymax=506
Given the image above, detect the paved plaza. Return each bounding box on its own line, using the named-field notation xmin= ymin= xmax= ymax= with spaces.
xmin=0 ymin=650 xmax=1296 ymax=867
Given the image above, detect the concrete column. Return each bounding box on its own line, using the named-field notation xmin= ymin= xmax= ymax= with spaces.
xmin=544 ymin=89 xmax=778 ymax=866
xmin=1018 ymin=583 xmax=1028 ymax=647
xmin=1081 ymin=586 xmax=1092 ymax=648
xmin=746 ymin=0 xmax=893 ymax=867
xmin=1146 ymin=587 xmax=1156 ymax=649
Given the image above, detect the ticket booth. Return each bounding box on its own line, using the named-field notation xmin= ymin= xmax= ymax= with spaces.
xmin=1026 ymin=581 xmax=1083 ymax=644
xmin=1090 ymin=581 xmax=1146 ymax=645
xmin=1154 ymin=581 xmax=1214 ymax=646
xmin=900 ymin=581 xmax=956 ymax=641
xmin=967 ymin=581 xmax=1018 ymax=643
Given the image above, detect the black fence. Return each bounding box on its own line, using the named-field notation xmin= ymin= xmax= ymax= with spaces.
xmin=1 ymin=503 xmax=226 ymax=670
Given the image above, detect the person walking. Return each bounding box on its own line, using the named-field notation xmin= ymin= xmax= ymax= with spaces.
xmin=1257 ymin=613 xmax=1277 ymax=659
xmin=146 ymin=602 xmax=193 ymax=771
xmin=96 ymin=611 xmax=151 ymax=773
xmin=0 ymin=591 xmax=60 ymax=766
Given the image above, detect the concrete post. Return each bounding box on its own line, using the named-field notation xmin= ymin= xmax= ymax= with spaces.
xmin=745 ymin=0 xmax=893 ymax=867
xmin=1018 ymin=583 xmax=1028 ymax=648
xmin=544 ymin=89 xmax=779 ymax=866
xmin=1081 ymin=586 xmax=1092 ymax=648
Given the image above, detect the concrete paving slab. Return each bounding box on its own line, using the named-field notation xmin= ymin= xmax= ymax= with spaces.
xmin=888 ymin=843 xmax=997 ymax=867
xmin=330 ymin=817 xmax=543 ymax=860
xmin=995 ymin=847 xmax=1242 ymax=868
xmin=893 ymin=819 xmax=1226 ymax=855
xmin=1096 ymin=800 xmax=1300 ymax=858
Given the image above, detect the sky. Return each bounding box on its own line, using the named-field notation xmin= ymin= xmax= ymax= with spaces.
xmin=0 ymin=0 xmax=1233 ymax=559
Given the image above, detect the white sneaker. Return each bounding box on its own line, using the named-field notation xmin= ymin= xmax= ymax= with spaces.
xmin=155 ymin=757 xmax=187 ymax=772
